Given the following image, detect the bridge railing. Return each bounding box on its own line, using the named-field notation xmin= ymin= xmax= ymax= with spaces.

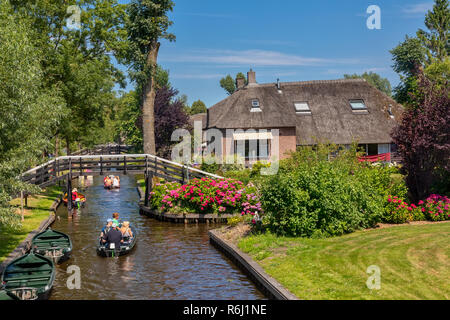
xmin=21 ymin=154 xmax=223 ymax=188
xmin=71 ymin=144 xmax=131 ymax=156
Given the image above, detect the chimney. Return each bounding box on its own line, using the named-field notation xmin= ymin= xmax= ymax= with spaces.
xmin=247 ymin=69 xmax=256 ymax=85
xmin=236 ymin=77 xmax=245 ymax=90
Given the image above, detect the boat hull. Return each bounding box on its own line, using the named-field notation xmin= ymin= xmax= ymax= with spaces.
xmin=97 ymin=234 xmax=137 ymax=258
xmin=0 ymin=253 xmax=55 ymax=300
xmin=31 ymin=229 xmax=72 ymax=264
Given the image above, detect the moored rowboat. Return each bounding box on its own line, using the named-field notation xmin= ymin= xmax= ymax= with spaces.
xmin=1 ymin=253 xmax=55 ymax=300
xmin=31 ymin=228 xmax=72 ymax=264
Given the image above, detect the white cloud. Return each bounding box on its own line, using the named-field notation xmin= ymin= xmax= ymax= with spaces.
xmin=402 ymin=2 xmax=433 ymax=14
xmin=161 ymin=49 xmax=360 ymax=67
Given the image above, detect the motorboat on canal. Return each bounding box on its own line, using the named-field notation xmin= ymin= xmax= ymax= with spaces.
xmin=104 ymin=175 xmax=120 ymax=189
xmin=97 ymin=231 xmax=137 ymax=257
xmin=63 ymin=192 xmax=86 ymax=209
xmin=31 ymin=228 xmax=72 ymax=264
xmin=0 ymin=253 xmax=55 ymax=300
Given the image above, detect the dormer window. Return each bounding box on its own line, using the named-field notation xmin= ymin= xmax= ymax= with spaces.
xmin=294 ymin=102 xmax=311 ymax=115
xmin=349 ymin=99 xmax=367 ymax=111
xmin=251 ymin=99 xmax=262 ymax=112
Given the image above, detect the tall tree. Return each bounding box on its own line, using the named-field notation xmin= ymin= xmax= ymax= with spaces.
xmin=123 ymin=0 xmax=175 ymax=155
xmin=392 ymin=70 xmax=450 ymax=201
xmin=11 ymin=0 xmax=128 ymax=153
xmin=189 ymin=100 xmax=207 ymax=115
xmin=417 ymin=0 xmax=450 ymax=62
xmin=219 ymin=72 xmax=247 ymax=95
xmin=391 ymin=0 xmax=449 ymax=104
xmin=154 ymin=87 xmax=190 ymax=158
xmin=344 ymin=72 xmax=392 ymax=96
xmin=0 ymin=0 xmax=63 ymax=229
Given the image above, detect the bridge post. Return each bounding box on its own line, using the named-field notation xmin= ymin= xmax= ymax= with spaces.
xmin=123 ymin=156 xmax=127 ymax=175
xmin=144 ymin=171 xmax=152 ymax=207
xmin=67 ymin=174 xmax=72 ymax=212
xmin=100 ymin=156 xmax=103 ymax=175
xmin=67 ymin=158 xmax=73 ymax=212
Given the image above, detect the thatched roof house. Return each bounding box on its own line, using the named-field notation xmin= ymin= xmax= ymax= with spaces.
xmin=199 ymin=70 xmax=403 ymax=162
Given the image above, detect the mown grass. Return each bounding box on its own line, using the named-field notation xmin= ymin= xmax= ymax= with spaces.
xmin=238 ymin=222 xmax=450 ymax=300
xmin=0 ymin=186 xmax=62 ymax=263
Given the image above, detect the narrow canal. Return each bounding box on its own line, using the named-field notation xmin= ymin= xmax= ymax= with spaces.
xmin=50 ymin=174 xmax=264 ymax=300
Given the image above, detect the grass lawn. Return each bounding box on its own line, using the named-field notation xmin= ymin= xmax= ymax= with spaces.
xmin=238 ymin=222 xmax=450 ymax=300
xmin=0 ymin=185 xmax=62 ymax=264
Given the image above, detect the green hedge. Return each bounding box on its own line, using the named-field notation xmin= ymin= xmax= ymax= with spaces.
xmin=260 ymin=145 xmax=407 ymax=238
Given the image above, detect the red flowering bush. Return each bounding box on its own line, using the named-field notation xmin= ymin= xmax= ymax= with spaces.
xmin=149 ymin=178 xmax=262 ymax=222
xmin=384 ymin=194 xmax=449 ymax=223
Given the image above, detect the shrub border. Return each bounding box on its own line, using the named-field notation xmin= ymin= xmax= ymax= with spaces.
xmin=0 ymin=195 xmax=62 ymax=274
xmin=208 ymin=228 xmax=298 ymax=300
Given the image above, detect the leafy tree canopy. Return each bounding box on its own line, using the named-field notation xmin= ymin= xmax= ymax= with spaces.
xmin=189 ymin=100 xmax=207 ymax=115
xmin=0 ymin=0 xmax=64 ymax=229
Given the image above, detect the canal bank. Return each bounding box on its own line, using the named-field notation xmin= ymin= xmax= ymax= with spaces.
xmin=0 ymin=186 xmax=63 ymax=272
xmin=49 ymin=174 xmax=265 ymax=300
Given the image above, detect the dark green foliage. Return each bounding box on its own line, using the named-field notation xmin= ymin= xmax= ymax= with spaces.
xmin=189 ymin=100 xmax=207 ymax=115
xmin=260 ymin=145 xmax=406 ymax=238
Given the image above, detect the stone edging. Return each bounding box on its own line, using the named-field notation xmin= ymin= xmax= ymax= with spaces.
xmin=0 ymin=196 xmax=62 ymax=274
xmin=208 ymin=228 xmax=298 ymax=300
xmin=139 ymin=205 xmax=238 ymax=224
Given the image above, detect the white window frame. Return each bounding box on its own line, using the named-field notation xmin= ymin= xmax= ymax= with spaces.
xmin=294 ymin=102 xmax=311 ymax=115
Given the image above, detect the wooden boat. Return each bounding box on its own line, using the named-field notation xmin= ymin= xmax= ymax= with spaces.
xmin=97 ymin=231 xmax=137 ymax=257
xmin=63 ymin=192 xmax=86 ymax=208
xmin=0 ymin=290 xmax=17 ymax=300
xmin=104 ymin=175 xmax=120 ymax=189
xmin=1 ymin=253 xmax=55 ymax=300
xmin=31 ymin=229 xmax=72 ymax=264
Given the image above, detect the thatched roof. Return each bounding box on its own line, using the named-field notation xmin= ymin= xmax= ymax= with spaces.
xmin=188 ymin=113 xmax=207 ymax=129
xmin=206 ymin=78 xmax=403 ymax=145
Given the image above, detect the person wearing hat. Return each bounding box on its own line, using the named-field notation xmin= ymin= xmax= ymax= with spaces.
xmin=100 ymin=219 xmax=113 ymax=242
xmin=104 ymin=222 xmax=123 ymax=251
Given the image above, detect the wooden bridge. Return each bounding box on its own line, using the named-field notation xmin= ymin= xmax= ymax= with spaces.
xmin=21 ymin=145 xmax=223 ymax=211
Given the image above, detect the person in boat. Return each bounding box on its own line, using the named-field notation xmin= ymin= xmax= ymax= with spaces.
xmin=112 ymin=212 xmax=120 ymax=227
xmin=113 ymin=176 xmax=120 ymax=188
xmin=104 ymin=223 xmax=123 ymax=250
xmin=100 ymin=219 xmax=113 ymax=242
xmin=71 ymin=188 xmax=78 ymax=202
xmin=120 ymin=221 xmax=133 ymax=240
xmin=104 ymin=176 xmax=112 ymax=188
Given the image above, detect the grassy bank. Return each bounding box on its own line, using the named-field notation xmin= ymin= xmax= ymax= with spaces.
xmin=0 ymin=185 xmax=62 ymax=263
xmin=238 ymin=222 xmax=450 ymax=300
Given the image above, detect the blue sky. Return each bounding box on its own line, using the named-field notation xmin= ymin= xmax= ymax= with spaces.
xmin=118 ymin=0 xmax=434 ymax=107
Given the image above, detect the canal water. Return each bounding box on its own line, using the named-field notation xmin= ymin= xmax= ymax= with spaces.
xmin=50 ymin=174 xmax=264 ymax=300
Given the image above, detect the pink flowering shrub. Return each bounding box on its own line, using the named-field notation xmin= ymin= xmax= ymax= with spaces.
xmin=384 ymin=194 xmax=450 ymax=223
xmin=149 ymin=178 xmax=262 ymax=220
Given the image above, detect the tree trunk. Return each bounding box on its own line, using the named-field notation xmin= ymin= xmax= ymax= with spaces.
xmin=55 ymin=136 xmax=59 ymax=157
xmin=142 ymin=41 xmax=160 ymax=155
xmin=66 ymin=136 xmax=71 ymax=156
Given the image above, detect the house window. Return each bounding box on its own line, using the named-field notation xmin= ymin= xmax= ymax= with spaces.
xmin=250 ymin=99 xmax=262 ymax=112
xmin=235 ymin=139 xmax=270 ymax=160
xmin=349 ymin=99 xmax=367 ymax=111
xmin=294 ymin=102 xmax=311 ymax=114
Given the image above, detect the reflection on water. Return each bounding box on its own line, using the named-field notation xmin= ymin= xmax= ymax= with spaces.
xmin=50 ymin=175 xmax=264 ymax=300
